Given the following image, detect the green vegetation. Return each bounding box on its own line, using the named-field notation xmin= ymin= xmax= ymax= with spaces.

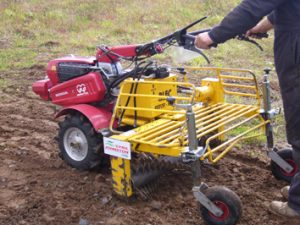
xmin=227 ymin=123 xmax=266 ymax=146
xmin=0 ymin=0 xmax=274 ymax=72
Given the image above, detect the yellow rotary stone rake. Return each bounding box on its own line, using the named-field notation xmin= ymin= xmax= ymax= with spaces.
xmin=103 ymin=67 xmax=286 ymax=224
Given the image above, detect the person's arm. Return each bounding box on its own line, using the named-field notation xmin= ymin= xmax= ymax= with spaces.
xmin=208 ymin=0 xmax=286 ymax=43
xmin=195 ymin=0 xmax=287 ymax=49
xmin=267 ymin=11 xmax=276 ymax=25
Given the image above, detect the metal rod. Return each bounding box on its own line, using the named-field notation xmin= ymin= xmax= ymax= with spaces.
xmin=220 ymin=75 xmax=254 ymax=81
xmin=222 ymin=83 xmax=257 ymax=90
xmin=262 ymin=70 xmax=271 ymax=112
xmin=186 ymin=105 xmax=198 ymax=151
xmin=262 ymin=68 xmax=274 ymax=148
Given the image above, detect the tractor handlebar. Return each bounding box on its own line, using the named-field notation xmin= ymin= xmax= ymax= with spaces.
xmin=99 ymin=17 xmax=269 ymax=70
xmin=209 ymin=32 xmax=269 ymax=51
xmin=136 ymin=17 xmax=211 ymax=63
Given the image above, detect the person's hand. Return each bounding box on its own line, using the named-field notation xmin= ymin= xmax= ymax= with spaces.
xmin=246 ymin=17 xmax=273 ymax=39
xmin=246 ymin=25 xmax=265 ymax=39
xmin=195 ymin=32 xmax=214 ymax=49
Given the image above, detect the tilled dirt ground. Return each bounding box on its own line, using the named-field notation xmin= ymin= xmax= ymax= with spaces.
xmin=0 ymin=68 xmax=298 ymax=225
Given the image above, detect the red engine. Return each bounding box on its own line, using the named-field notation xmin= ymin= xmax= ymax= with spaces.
xmin=49 ymin=72 xmax=106 ymax=106
xmin=32 ymin=55 xmax=107 ymax=106
xmin=46 ymin=56 xmax=96 ymax=85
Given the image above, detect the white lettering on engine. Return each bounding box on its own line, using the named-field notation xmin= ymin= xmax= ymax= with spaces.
xmin=55 ymin=91 xmax=68 ymax=97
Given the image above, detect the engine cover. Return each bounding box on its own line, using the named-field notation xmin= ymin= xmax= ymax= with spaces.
xmin=49 ymin=72 xmax=106 ymax=106
xmin=47 ymin=56 xmax=96 ymax=85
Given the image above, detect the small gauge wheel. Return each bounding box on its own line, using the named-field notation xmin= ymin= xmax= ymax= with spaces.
xmin=271 ymin=149 xmax=298 ymax=183
xmin=200 ymin=186 xmax=242 ymax=225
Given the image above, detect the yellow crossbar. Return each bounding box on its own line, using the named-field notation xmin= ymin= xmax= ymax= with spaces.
xmin=222 ymin=82 xmax=257 ymax=90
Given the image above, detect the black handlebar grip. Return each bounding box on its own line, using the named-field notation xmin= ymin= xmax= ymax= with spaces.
xmin=251 ymin=32 xmax=269 ymax=39
xmin=209 ymin=43 xmax=218 ymax=48
xmin=257 ymin=33 xmax=269 ymax=38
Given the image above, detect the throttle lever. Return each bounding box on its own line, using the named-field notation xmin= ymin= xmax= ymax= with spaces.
xmin=237 ymin=34 xmax=266 ymax=51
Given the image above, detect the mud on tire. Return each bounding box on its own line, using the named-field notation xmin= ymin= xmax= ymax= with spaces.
xmin=58 ymin=113 xmax=107 ymax=170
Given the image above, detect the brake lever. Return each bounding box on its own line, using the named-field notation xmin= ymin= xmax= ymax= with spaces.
xmin=209 ymin=32 xmax=268 ymax=50
xmin=236 ymin=33 xmax=268 ymax=51
xmin=183 ymin=34 xmax=211 ymax=64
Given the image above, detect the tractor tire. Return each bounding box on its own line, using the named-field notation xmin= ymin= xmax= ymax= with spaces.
xmin=200 ymin=186 xmax=242 ymax=225
xmin=271 ymin=149 xmax=298 ymax=183
xmin=58 ymin=113 xmax=107 ymax=170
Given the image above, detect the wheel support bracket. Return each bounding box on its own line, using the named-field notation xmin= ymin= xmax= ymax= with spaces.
xmin=268 ymin=149 xmax=293 ymax=173
xmin=193 ymin=183 xmax=223 ymax=217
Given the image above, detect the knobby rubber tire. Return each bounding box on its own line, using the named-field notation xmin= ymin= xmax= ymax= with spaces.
xmin=58 ymin=113 xmax=107 ymax=170
xmin=200 ymin=186 xmax=242 ymax=225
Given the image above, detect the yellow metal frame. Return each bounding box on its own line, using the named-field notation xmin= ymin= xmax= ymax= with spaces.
xmin=110 ymin=157 xmax=133 ymax=197
xmin=185 ymin=67 xmax=261 ymax=106
xmin=109 ymin=78 xmax=195 ymax=132
xmin=109 ymin=67 xmax=269 ymax=197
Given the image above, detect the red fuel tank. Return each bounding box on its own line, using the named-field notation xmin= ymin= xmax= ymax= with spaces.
xmin=49 ymin=72 xmax=106 ymax=106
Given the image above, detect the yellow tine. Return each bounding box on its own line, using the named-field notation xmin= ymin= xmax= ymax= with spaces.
xmin=138 ymin=121 xmax=184 ymax=141
xmin=220 ymin=74 xmax=254 ymax=81
xmin=132 ymin=120 xmax=175 ymax=139
xmin=223 ymin=91 xmax=258 ymax=98
xmin=222 ymin=83 xmax=257 ymax=90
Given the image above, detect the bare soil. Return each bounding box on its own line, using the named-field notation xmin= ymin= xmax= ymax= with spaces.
xmin=0 ymin=68 xmax=297 ymax=225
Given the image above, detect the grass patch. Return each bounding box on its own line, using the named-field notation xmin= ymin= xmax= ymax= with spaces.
xmin=0 ymin=0 xmax=256 ymax=72
xmin=0 ymin=47 xmax=38 ymax=71
xmin=273 ymin=113 xmax=287 ymax=142
xmin=228 ymin=124 xmax=266 ymax=146
xmin=0 ymin=78 xmax=8 ymax=88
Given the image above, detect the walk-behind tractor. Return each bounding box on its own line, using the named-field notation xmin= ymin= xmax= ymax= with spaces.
xmin=32 ymin=17 xmax=298 ymax=225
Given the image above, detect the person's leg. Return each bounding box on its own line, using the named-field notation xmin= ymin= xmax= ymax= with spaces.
xmin=270 ymin=31 xmax=300 ymax=216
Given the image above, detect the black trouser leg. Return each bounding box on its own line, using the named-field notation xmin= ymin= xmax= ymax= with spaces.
xmin=274 ymin=31 xmax=300 ymax=212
